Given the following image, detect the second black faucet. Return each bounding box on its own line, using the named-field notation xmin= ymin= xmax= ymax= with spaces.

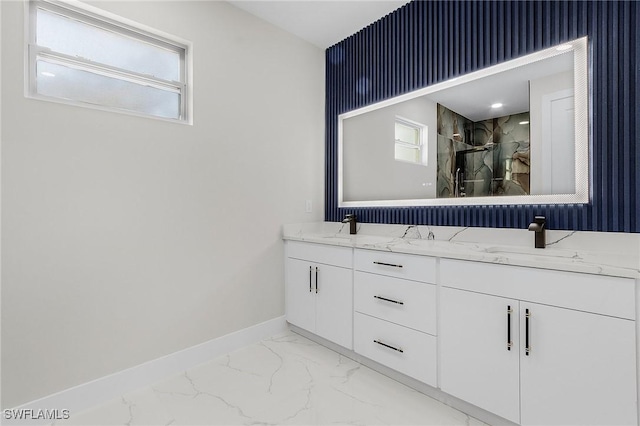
xmin=528 ymin=216 xmax=546 ymax=249
xmin=342 ymin=214 xmax=357 ymax=235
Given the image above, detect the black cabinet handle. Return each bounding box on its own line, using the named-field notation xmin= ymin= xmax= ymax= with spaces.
xmin=507 ymin=305 xmax=513 ymax=351
xmin=309 ymin=266 xmax=312 ymax=293
xmin=373 ymin=261 xmax=403 ymax=268
xmin=315 ymin=267 xmax=318 ymax=293
xmin=525 ymin=308 xmax=531 ymax=356
xmin=373 ymin=339 xmax=404 ymax=353
xmin=374 ymin=295 xmax=404 ymax=305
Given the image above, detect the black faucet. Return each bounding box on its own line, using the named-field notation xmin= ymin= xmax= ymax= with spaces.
xmin=342 ymin=214 xmax=357 ymax=235
xmin=528 ymin=216 xmax=546 ymax=249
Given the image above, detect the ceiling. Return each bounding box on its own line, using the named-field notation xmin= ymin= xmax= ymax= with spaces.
xmin=227 ymin=0 xmax=410 ymax=49
xmin=430 ymin=51 xmax=574 ymax=122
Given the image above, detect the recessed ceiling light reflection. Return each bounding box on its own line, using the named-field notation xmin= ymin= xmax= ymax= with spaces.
xmin=41 ymin=71 xmax=56 ymax=77
xmin=519 ymin=121 xmax=530 ymax=125
xmin=491 ymin=103 xmax=503 ymax=109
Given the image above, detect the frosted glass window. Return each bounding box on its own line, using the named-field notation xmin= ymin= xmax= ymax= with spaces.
xmin=395 ymin=118 xmax=427 ymax=165
xmin=36 ymin=9 xmax=180 ymax=82
xmin=395 ymin=144 xmax=421 ymax=163
xmin=37 ymin=61 xmax=180 ymax=120
xmin=28 ymin=1 xmax=189 ymax=122
xmin=396 ymin=124 xmax=420 ymax=145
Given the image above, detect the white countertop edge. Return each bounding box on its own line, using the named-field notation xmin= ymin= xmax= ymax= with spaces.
xmin=282 ymin=225 xmax=640 ymax=280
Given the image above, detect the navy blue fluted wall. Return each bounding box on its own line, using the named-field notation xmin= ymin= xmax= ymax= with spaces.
xmin=325 ymin=0 xmax=639 ymax=232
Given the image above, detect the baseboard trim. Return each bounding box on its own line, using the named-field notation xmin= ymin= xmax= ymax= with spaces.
xmin=5 ymin=316 xmax=287 ymax=425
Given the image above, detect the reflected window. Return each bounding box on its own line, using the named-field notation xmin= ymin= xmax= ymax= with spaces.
xmin=27 ymin=1 xmax=189 ymax=122
xmin=394 ymin=117 xmax=427 ymax=165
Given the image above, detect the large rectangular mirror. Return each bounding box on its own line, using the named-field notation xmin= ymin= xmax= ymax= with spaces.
xmin=339 ymin=37 xmax=589 ymax=207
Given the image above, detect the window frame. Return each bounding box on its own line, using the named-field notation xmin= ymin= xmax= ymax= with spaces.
xmin=25 ymin=0 xmax=192 ymax=124
xmin=394 ymin=116 xmax=428 ymax=166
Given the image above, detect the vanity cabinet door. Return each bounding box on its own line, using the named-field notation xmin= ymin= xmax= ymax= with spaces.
xmin=285 ymin=252 xmax=353 ymax=350
xmin=519 ymin=302 xmax=637 ymax=426
xmin=315 ymin=263 xmax=353 ymax=349
xmin=440 ymin=287 xmax=520 ymax=424
xmin=284 ymin=258 xmax=316 ymax=333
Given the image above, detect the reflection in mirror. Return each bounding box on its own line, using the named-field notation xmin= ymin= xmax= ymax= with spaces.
xmin=339 ymin=37 xmax=588 ymax=207
xmin=438 ymin=107 xmax=533 ymax=198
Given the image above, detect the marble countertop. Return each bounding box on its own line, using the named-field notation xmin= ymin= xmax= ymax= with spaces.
xmin=283 ymin=222 xmax=640 ymax=279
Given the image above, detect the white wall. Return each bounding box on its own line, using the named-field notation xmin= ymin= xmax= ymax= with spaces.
xmin=529 ymin=70 xmax=574 ymax=195
xmin=343 ymin=96 xmax=438 ymax=201
xmin=1 ymin=0 xmax=324 ymax=408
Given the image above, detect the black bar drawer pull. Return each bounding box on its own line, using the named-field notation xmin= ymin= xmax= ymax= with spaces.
xmin=309 ymin=266 xmax=312 ymax=293
xmin=373 ymin=261 xmax=403 ymax=268
xmin=374 ymin=295 xmax=404 ymax=305
xmin=525 ymin=309 xmax=531 ymax=356
xmin=507 ymin=305 xmax=513 ymax=351
xmin=315 ymin=267 xmax=319 ymax=294
xmin=373 ymin=339 xmax=404 ymax=353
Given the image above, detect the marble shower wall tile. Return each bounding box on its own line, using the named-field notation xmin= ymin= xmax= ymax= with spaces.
xmin=437 ymin=104 xmax=532 ymax=198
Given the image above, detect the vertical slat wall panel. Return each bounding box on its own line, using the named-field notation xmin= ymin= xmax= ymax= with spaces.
xmin=632 ymin=0 xmax=638 ymax=233
xmin=325 ymin=0 xmax=639 ymax=232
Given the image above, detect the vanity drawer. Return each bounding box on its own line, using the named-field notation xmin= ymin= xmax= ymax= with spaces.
xmin=440 ymin=259 xmax=636 ymax=320
xmin=354 ymin=249 xmax=436 ymax=283
xmin=354 ymin=271 xmax=436 ymax=335
xmin=286 ymin=240 xmax=352 ymax=268
xmin=354 ymin=312 xmax=437 ymax=386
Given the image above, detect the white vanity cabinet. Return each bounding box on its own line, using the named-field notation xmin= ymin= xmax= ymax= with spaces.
xmin=440 ymin=259 xmax=638 ymax=425
xmin=353 ymin=249 xmax=438 ymax=386
xmin=285 ymin=241 xmax=353 ymax=349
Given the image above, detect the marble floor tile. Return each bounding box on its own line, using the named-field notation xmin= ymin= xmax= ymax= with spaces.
xmin=54 ymin=331 xmax=487 ymax=426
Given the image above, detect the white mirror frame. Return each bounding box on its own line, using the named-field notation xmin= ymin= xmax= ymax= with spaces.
xmin=338 ymin=36 xmax=590 ymax=207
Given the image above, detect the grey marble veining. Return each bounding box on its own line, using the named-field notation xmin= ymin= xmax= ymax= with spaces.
xmin=283 ymin=222 xmax=640 ymax=279
xmin=53 ymin=331 xmax=486 ymax=426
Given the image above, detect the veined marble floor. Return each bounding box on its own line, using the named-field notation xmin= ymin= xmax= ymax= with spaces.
xmin=54 ymin=331 xmax=487 ymax=426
